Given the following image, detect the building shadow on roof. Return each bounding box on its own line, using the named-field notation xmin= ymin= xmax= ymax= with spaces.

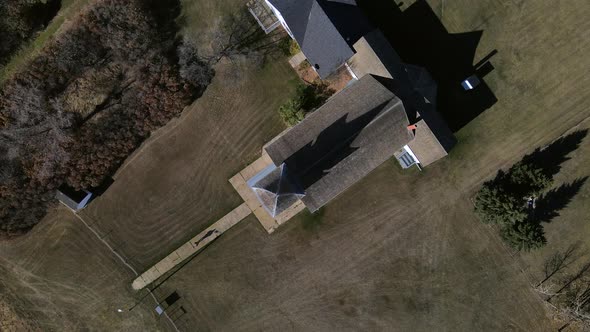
xmin=285 ymin=100 xmax=391 ymax=188
xmin=357 ymin=0 xmax=498 ymax=132
xmin=319 ymin=0 xmax=374 ymax=47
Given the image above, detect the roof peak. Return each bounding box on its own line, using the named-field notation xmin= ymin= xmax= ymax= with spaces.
xmin=250 ymin=164 xmax=305 ymax=217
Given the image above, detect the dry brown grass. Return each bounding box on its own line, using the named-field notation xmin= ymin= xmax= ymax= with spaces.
xmin=146 ymin=0 xmax=590 ymax=330
xmin=0 ymin=207 xmax=165 ymax=331
xmin=1 ymin=0 xmax=590 ymax=330
xmin=79 ymin=58 xmax=299 ymax=271
xmin=0 ymin=300 xmax=39 ymax=332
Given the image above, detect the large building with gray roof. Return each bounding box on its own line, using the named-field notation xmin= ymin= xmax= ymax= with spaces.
xmin=249 ymin=74 xmax=454 ymax=214
xmin=265 ymin=0 xmax=372 ymax=78
xmin=246 ymin=0 xmax=455 ymax=217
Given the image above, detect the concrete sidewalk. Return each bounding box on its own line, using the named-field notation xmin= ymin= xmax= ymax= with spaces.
xmin=132 ymin=203 xmax=251 ymax=290
xmin=288 ymin=51 xmax=306 ymax=68
xmin=132 ymin=151 xmax=306 ymax=290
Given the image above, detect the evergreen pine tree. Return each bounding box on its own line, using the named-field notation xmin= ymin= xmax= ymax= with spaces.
xmin=500 ymin=221 xmax=546 ymax=251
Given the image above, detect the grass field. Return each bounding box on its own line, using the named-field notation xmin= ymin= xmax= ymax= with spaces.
xmin=80 ymin=56 xmax=298 ymax=271
xmin=146 ymin=0 xmax=590 ymax=330
xmin=0 ymin=206 xmax=164 ymax=331
xmin=515 ymin=119 xmax=590 ymax=328
xmin=1 ymin=0 xmax=590 ymax=330
xmin=0 ymin=0 xmax=297 ymax=329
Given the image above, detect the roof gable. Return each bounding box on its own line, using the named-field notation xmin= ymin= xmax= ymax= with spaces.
xmin=268 ymin=0 xmax=369 ymax=78
xmin=300 ymin=1 xmax=355 ymax=77
xmin=249 ymin=164 xmax=305 ymax=217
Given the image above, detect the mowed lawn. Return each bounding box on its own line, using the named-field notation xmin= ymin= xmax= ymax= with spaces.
xmin=516 ymin=120 xmax=590 ymax=298
xmin=78 ymin=0 xmax=299 ymax=271
xmin=0 ymin=206 xmax=164 ymax=331
xmin=0 ymin=0 xmax=296 ymax=329
xmin=1 ymin=0 xmax=589 ymax=331
xmin=148 ymin=0 xmax=590 ymax=330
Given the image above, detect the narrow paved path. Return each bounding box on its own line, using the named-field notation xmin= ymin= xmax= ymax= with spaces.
xmin=132 ymin=203 xmax=251 ymax=290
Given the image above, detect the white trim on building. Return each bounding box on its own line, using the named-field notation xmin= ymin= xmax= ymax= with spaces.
xmin=403 ymin=145 xmax=420 ymax=165
xmin=397 ymin=145 xmax=422 ymax=170
xmin=345 ymin=62 xmax=359 ymax=80
xmin=264 ymin=0 xmax=294 ymax=38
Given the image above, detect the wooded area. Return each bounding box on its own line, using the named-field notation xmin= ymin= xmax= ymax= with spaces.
xmin=0 ymin=0 xmax=213 ymax=237
xmin=0 ymin=0 xmax=62 ymax=66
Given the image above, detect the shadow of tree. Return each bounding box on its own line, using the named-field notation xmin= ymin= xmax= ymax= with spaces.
xmin=521 ymin=129 xmax=588 ymax=178
xmin=521 ymin=131 xmax=588 ymax=225
xmin=475 ymin=130 xmax=588 ymax=250
xmin=356 ymin=0 xmax=498 ymax=131
xmin=535 ymin=177 xmax=588 ymax=223
xmin=537 ymin=242 xmax=582 ymax=288
xmin=208 ymin=8 xmax=288 ymax=65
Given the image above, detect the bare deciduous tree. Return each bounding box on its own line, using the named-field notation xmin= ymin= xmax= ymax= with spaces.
xmin=177 ymin=38 xmax=214 ymax=88
xmin=209 ymin=9 xmax=286 ymax=64
xmin=550 ymin=262 xmax=590 ymax=302
xmin=538 ymin=243 xmax=581 ymax=287
xmin=1 ymin=0 xmax=211 ymax=237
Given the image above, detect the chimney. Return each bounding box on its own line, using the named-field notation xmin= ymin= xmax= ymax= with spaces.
xmin=407 ymin=124 xmax=417 ymax=131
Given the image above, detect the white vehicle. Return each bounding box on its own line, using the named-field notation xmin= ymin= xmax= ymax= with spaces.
xmin=461 ymin=75 xmax=481 ymax=90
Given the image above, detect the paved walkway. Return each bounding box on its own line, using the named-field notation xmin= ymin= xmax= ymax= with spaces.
xmin=132 ymin=150 xmax=307 ymax=290
xmin=131 ymin=203 xmax=251 ymax=290
xmin=288 ymin=51 xmax=306 ymax=68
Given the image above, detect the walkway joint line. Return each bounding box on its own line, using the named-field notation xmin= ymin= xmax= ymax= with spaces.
xmin=132 ymin=203 xmax=252 ymax=290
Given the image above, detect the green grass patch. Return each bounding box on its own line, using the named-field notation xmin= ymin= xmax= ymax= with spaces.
xmin=300 ymin=209 xmax=325 ymax=230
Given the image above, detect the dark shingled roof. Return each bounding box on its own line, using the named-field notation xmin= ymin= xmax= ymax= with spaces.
xmin=249 ymin=164 xmax=305 ymax=217
xmin=268 ymin=0 xmax=372 ymax=78
xmin=347 ymin=30 xmax=456 ymax=165
xmin=265 ymin=75 xmax=414 ymax=212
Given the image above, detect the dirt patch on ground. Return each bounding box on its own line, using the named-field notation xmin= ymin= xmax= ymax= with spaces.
xmin=295 ymin=60 xmax=353 ymax=93
xmin=295 ymin=61 xmax=318 ymax=84
xmin=0 ymin=300 xmax=39 ymax=332
xmin=323 ymin=64 xmax=353 ymax=92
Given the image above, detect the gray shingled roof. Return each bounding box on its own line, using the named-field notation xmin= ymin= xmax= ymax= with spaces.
xmin=265 ymin=75 xmax=414 ymax=212
xmin=268 ymin=0 xmax=371 ymax=78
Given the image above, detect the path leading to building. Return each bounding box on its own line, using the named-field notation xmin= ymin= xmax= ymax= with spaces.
xmin=288 ymin=51 xmax=306 ymax=68
xmin=132 ymin=148 xmax=307 ymax=290
xmin=132 ymin=203 xmax=251 ymax=290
